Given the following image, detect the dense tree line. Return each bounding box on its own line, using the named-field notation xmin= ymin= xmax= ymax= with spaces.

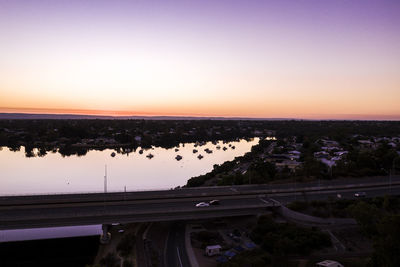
xmin=0 ymin=119 xmax=268 ymax=156
xmin=345 ymin=196 xmax=400 ymax=267
xmin=187 ymin=124 xmax=400 ymax=187
xmin=220 ymin=215 xmax=331 ymax=266
xmin=251 ymin=215 xmax=331 ymax=255
xmin=1 ymin=120 xmax=399 ymax=152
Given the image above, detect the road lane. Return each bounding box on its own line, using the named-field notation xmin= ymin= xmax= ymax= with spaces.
xmin=166 ymin=222 xmax=190 ymax=267
xmin=1 ymin=181 xmax=400 ymax=230
xmin=1 ymin=175 xmax=399 ymax=206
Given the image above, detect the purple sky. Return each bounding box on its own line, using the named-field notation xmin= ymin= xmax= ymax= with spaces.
xmin=0 ymin=0 xmax=399 ymax=119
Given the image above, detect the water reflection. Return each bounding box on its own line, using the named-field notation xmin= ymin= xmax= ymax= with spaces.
xmin=0 ymin=225 xmax=101 ymax=243
xmin=0 ymin=138 xmax=259 ymax=195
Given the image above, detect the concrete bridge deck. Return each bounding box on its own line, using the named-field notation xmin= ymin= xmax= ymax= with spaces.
xmin=1 ymin=176 xmax=399 ymax=230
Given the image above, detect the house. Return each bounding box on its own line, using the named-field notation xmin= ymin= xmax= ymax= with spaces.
xmin=314 ymin=151 xmax=329 ymax=159
xmin=316 ymin=260 xmax=344 ymax=267
xmin=205 ymin=245 xmax=221 ymax=256
xmin=334 ymin=151 xmax=348 ymax=156
xmin=275 ymin=160 xmax=302 ymax=171
xmin=358 ymin=140 xmax=376 ymax=149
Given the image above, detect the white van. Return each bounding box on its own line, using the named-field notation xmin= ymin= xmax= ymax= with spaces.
xmin=205 ymin=245 xmax=221 ymax=256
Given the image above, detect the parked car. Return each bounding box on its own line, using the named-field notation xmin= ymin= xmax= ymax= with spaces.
xmin=209 ymin=200 xmax=220 ymax=205
xmin=354 ymin=192 xmax=366 ymax=197
xmin=195 ymin=202 xmax=210 ymax=207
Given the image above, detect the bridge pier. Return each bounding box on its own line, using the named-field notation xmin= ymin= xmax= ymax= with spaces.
xmin=100 ymin=224 xmax=111 ymax=244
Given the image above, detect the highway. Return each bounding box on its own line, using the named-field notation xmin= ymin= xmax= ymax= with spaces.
xmin=272 ymin=184 xmax=400 ymax=204
xmin=1 ymin=175 xmax=398 ymax=206
xmin=0 ymin=196 xmax=273 ymax=230
xmin=1 ymin=175 xmax=400 ymax=230
xmin=166 ymin=222 xmax=191 ymax=267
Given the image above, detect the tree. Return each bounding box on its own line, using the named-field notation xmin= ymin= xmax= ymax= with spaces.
xmin=372 ymin=215 xmax=400 ymax=267
xmin=100 ymin=253 xmax=120 ymax=267
xmin=117 ymin=234 xmax=136 ymax=258
xmin=347 ymin=201 xmax=381 ymax=237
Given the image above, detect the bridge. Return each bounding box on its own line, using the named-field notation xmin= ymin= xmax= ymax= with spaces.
xmin=1 ymin=175 xmax=399 ymax=241
xmin=0 ymin=188 xmax=279 ymax=242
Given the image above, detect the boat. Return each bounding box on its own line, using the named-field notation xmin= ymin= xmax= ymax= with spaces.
xmin=231 ymin=146 xmax=235 ymax=149
xmin=193 ymin=149 xmax=198 ymax=153
xmin=146 ymin=153 xmax=154 ymax=159
xmin=204 ymin=148 xmax=213 ymax=154
xmin=216 ymin=145 xmax=221 ymax=149
xmin=175 ymin=155 xmax=182 ymax=161
xmin=111 ymin=152 xmax=116 ymax=157
xmin=175 ymin=148 xmax=179 ymax=152
xmin=139 ymin=149 xmax=143 ymax=154
xmin=223 ymin=147 xmax=227 ymax=151
xmin=197 ymin=154 xmax=204 ymax=159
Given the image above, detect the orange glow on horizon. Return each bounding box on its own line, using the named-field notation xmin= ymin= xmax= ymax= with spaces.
xmin=1 ymin=1 xmax=399 ymax=121
xmin=0 ymin=107 xmax=399 ymax=120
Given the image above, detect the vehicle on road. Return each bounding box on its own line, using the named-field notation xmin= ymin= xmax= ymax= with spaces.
xmin=205 ymin=245 xmax=221 ymax=256
xmin=228 ymin=233 xmax=241 ymax=242
xmin=195 ymin=202 xmax=210 ymax=207
xmin=209 ymin=200 xmax=220 ymax=205
xmin=354 ymin=192 xmax=366 ymax=197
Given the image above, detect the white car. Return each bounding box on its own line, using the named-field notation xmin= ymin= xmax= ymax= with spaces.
xmin=354 ymin=192 xmax=366 ymax=197
xmin=195 ymin=202 xmax=210 ymax=207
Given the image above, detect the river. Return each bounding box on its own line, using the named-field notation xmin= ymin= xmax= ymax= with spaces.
xmin=0 ymin=138 xmax=259 ymax=196
xmin=0 ymin=138 xmax=259 ymax=242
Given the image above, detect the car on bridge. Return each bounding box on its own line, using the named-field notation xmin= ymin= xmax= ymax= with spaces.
xmin=195 ymin=202 xmax=210 ymax=207
xmin=354 ymin=192 xmax=366 ymax=197
xmin=209 ymin=199 xmax=220 ymax=205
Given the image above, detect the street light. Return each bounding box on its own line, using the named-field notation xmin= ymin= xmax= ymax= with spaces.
xmin=390 ymin=157 xmax=396 ymax=194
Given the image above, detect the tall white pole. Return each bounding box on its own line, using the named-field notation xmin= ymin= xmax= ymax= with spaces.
xmin=104 ymin=164 xmax=107 ymax=193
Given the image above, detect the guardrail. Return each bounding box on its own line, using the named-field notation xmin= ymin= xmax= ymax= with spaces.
xmin=1 ymin=180 xmax=399 ymax=207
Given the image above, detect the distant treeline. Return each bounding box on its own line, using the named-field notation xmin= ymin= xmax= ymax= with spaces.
xmin=0 ymin=119 xmax=399 ymax=158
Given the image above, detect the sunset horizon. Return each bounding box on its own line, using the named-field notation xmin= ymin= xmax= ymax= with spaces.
xmin=1 ymin=0 xmax=399 ymax=120
xmin=1 ymin=106 xmax=399 ymax=121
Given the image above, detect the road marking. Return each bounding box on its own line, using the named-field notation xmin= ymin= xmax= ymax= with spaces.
xmin=230 ymin=187 xmax=238 ymax=193
xmin=176 ymin=247 xmax=183 ymax=267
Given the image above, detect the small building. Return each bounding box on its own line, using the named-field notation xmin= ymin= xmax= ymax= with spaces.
xmin=205 ymin=245 xmax=221 ymax=256
xmin=316 ymin=260 xmax=344 ymax=267
xmin=275 ymin=160 xmax=302 ymax=172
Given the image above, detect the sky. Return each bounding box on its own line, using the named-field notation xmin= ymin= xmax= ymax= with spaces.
xmin=0 ymin=0 xmax=399 ymax=119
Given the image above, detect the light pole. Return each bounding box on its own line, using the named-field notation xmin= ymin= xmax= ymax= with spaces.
xmin=103 ymin=165 xmax=107 ymax=220
xmin=390 ymin=158 xmax=396 ymax=194
xmin=104 ymin=164 xmax=107 ymax=193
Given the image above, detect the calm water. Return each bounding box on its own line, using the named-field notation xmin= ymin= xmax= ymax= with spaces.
xmin=0 ymin=138 xmax=259 ymax=242
xmin=0 ymin=138 xmax=259 ymax=196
